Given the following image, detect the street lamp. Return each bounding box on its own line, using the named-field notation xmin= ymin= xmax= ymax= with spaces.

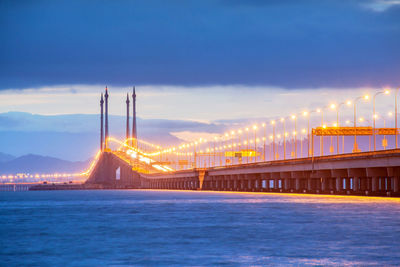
xmin=373 ymin=89 xmax=390 ymax=151
xmin=280 ymin=118 xmax=286 ymax=159
xmin=395 ymin=88 xmax=399 ymax=149
xmin=262 ymin=123 xmax=266 ymax=161
xmin=291 ymin=114 xmax=297 ymax=158
xmin=271 ymin=120 xmax=276 ymax=160
xmin=330 ymin=101 xmax=351 ymax=154
xmin=316 ymin=108 xmax=324 ymax=156
xmin=353 ymin=94 xmax=369 ymax=153
xmin=253 ymin=125 xmax=258 ymax=162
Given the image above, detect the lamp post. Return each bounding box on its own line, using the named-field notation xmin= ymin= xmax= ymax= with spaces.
xmin=353 ymin=95 xmax=369 ymax=153
xmin=396 ymin=88 xmax=399 ymax=149
xmin=316 ymin=108 xmax=324 ymax=156
xmin=253 ymin=125 xmax=258 ymax=162
xmin=280 ymin=118 xmax=286 ymax=159
xmin=262 ymin=123 xmax=266 ymax=161
xmin=291 ymin=115 xmax=297 ymax=158
xmin=373 ymin=89 xmax=390 ymax=151
xmin=271 ymin=120 xmax=276 ymax=160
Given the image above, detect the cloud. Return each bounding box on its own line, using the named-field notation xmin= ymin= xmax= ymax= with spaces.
xmin=1 ymin=0 xmax=399 ymax=89
xmin=362 ymin=0 xmax=400 ymax=12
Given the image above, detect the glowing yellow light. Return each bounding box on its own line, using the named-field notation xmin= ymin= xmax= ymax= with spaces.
xmin=291 ymin=115 xmax=296 ymax=119
xmin=303 ymin=111 xmax=308 ymax=116
xmin=330 ymin=104 xmax=336 ymax=109
xmin=280 ymin=118 xmax=285 ymax=122
xmin=364 ymin=94 xmax=369 ymax=100
xmin=388 ymin=112 xmax=393 ymax=117
xmin=253 ymin=125 xmax=257 ymax=130
xmin=322 ymin=124 xmax=327 ymax=129
xmin=384 ymin=89 xmax=390 ymax=94
xmin=271 ymin=120 xmax=275 ymax=125
xmin=317 ymin=108 xmax=321 ymax=113
xmin=262 ymin=123 xmax=266 ymax=127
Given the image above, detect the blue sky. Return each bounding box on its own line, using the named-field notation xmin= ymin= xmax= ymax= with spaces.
xmin=1 ymin=0 xmax=400 ymax=89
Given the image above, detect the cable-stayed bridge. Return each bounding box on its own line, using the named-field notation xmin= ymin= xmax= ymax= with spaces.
xmin=4 ymin=86 xmax=400 ymax=196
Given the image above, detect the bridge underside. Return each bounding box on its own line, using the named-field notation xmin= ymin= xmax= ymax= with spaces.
xmin=87 ymin=150 xmax=400 ymax=197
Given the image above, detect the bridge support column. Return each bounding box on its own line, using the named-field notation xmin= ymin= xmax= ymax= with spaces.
xmin=371 ymin=177 xmax=378 ymax=192
xmin=353 ymin=177 xmax=359 ymax=192
xmin=393 ymin=177 xmax=399 ymax=192
xmin=274 ymin=179 xmax=279 ymax=190
xmin=307 ymin=178 xmax=313 ymax=191
xmin=321 ymin=178 xmax=327 ymax=192
xmin=295 ymin=178 xmax=300 ymax=191
xmin=336 ymin=177 xmax=342 ymax=192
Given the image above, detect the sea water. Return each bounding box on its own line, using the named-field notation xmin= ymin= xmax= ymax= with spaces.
xmin=1 ymin=190 xmax=400 ymax=266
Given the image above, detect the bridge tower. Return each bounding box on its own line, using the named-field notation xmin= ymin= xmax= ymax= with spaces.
xmin=126 ymin=93 xmax=130 ymax=141
xmin=104 ymin=86 xmax=109 ymax=149
xmin=132 ymin=86 xmax=137 ymax=148
xmin=100 ymin=93 xmax=104 ymax=151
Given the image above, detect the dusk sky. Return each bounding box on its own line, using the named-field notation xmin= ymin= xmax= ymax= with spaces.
xmin=1 ymin=0 xmax=400 ymax=159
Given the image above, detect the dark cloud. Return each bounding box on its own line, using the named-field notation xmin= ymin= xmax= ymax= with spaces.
xmin=0 ymin=0 xmax=399 ymax=89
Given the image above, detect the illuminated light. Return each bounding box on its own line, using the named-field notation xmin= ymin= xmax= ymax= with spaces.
xmin=262 ymin=123 xmax=266 ymax=127
xmin=384 ymin=89 xmax=390 ymax=95
xmin=256 ymin=138 xmax=260 ymax=142
xmin=316 ymin=108 xmax=321 ymax=113
xmin=269 ymin=136 xmax=273 ymax=140
xmin=330 ymin=104 xmax=336 ymax=109
xmin=225 ymin=133 xmax=229 ymax=137
xmin=280 ymin=118 xmax=285 ymax=122
xmin=284 ymin=132 xmax=288 ymax=137
xmin=322 ymin=124 xmax=327 ymax=129
xmin=333 ymin=123 xmax=338 ymax=127
xmin=359 ymin=117 xmax=364 ymax=122
xmin=238 ymin=129 xmax=243 ymax=134
xmin=262 ymin=137 xmax=266 ymax=141
xmin=346 ymin=120 xmax=350 ymax=124
xmin=233 ymin=143 xmax=237 ymax=147
xmin=301 ymin=128 xmax=307 ymax=133
xmin=271 ymin=120 xmax=275 ymax=125
xmin=364 ymin=94 xmax=369 ymax=100
xmin=245 ymin=128 xmax=249 ymax=131
xmin=231 ymin=131 xmax=235 ymax=135
xmin=373 ymin=114 xmax=378 ymax=119
xmin=244 ymin=141 xmax=247 ymax=145
xmin=253 ymin=125 xmax=257 ymax=130
xmin=388 ymin=112 xmax=393 ymax=117
xmin=303 ymin=111 xmax=308 ymax=116
xmin=293 ymin=131 xmax=297 ymax=136
xmin=228 ymin=145 xmax=232 ymax=148
xmin=291 ymin=115 xmax=296 ymax=119
xmin=277 ymin=134 xmax=281 ymax=138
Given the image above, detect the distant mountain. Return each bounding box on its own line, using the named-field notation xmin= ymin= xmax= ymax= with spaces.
xmin=0 ymin=152 xmax=15 ymax=163
xmin=0 ymin=154 xmax=90 ymax=174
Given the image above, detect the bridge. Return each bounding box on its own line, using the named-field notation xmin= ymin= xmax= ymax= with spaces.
xmin=20 ymin=86 xmax=400 ymax=196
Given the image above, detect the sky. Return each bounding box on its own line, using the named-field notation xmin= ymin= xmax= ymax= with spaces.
xmin=0 ymin=0 xmax=400 ymax=160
